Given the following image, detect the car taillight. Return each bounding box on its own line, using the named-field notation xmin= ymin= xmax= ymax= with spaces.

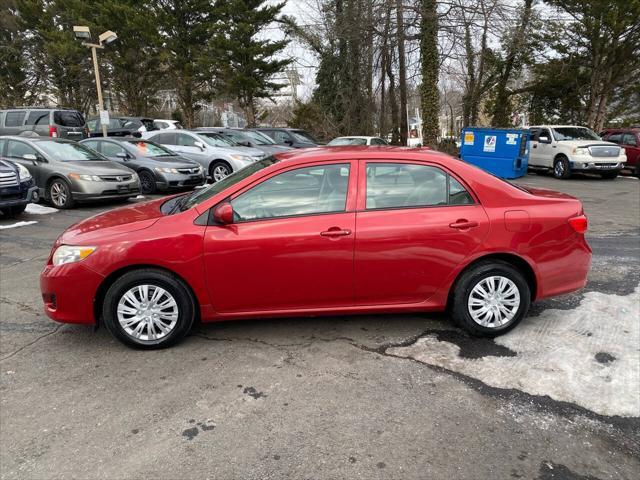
xmin=49 ymin=126 xmax=58 ymax=137
xmin=569 ymin=215 xmax=588 ymax=234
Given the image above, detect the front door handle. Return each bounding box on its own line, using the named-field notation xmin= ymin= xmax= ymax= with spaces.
xmin=320 ymin=227 xmax=352 ymax=237
xmin=449 ymin=219 xmax=478 ymax=230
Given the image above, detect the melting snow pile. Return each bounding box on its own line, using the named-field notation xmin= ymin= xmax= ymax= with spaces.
xmin=0 ymin=221 xmax=37 ymax=230
xmin=388 ymin=286 xmax=640 ymax=417
xmin=25 ymin=204 xmax=58 ymax=215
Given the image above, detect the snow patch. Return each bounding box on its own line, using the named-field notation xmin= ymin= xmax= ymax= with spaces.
xmin=0 ymin=221 xmax=38 ymax=230
xmin=25 ymin=204 xmax=58 ymax=215
xmin=135 ymin=195 xmax=145 ymax=199
xmin=388 ymin=286 xmax=640 ymax=417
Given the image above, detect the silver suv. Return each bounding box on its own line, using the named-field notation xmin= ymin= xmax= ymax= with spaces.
xmin=0 ymin=108 xmax=88 ymax=140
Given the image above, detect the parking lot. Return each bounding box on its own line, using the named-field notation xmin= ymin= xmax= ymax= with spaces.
xmin=1 ymin=174 xmax=638 ymax=479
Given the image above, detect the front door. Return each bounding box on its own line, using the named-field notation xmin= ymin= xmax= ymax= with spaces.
xmin=354 ymin=161 xmax=490 ymax=305
xmin=529 ymin=128 xmax=553 ymax=167
xmin=203 ymin=161 xmax=357 ymax=313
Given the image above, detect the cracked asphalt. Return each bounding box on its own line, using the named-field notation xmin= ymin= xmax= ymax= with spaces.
xmin=1 ymin=174 xmax=639 ymax=480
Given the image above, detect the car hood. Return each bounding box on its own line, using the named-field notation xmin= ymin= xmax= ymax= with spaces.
xmin=141 ymin=156 xmax=200 ymax=168
xmin=57 ymin=197 xmax=168 ymax=245
xmin=220 ymin=146 xmax=265 ymax=157
xmin=558 ymin=139 xmax=619 ymax=148
xmin=63 ymin=160 xmax=135 ymax=175
xmin=256 ymin=145 xmax=293 ymax=155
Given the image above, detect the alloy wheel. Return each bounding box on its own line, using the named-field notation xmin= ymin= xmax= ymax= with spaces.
xmin=212 ymin=164 xmax=230 ymax=182
xmin=467 ymin=276 xmax=521 ymax=328
xmin=50 ymin=181 xmax=68 ymax=207
xmin=116 ymin=284 xmax=179 ymax=343
xmin=554 ymin=161 xmax=565 ymax=177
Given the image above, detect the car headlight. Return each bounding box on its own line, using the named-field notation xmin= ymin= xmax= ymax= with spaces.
xmin=155 ymin=167 xmax=179 ymax=173
xmin=572 ymin=146 xmax=590 ymax=156
xmin=69 ymin=173 xmax=101 ymax=181
xmin=16 ymin=163 xmax=32 ymax=181
xmin=230 ymin=154 xmax=253 ymax=162
xmin=52 ymin=245 xmax=97 ymax=266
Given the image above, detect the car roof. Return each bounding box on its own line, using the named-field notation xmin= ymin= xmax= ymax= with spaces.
xmin=272 ymin=146 xmax=447 ymax=164
xmin=333 ymin=136 xmax=380 ymax=140
xmin=0 ymin=135 xmax=72 ymax=143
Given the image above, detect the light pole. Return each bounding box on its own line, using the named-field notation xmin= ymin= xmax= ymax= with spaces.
xmin=73 ymin=26 xmax=117 ymax=138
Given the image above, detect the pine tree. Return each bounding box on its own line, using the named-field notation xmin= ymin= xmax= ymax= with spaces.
xmin=215 ymin=0 xmax=290 ymax=127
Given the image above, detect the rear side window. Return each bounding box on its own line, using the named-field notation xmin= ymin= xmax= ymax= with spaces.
xmin=53 ymin=110 xmax=85 ymax=127
xmin=7 ymin=140 xmax=37 ymax=159
xmin=365 ymin=163 xmax=473 ymax=209
xmin=622 ymin=133 xmax=638 ymax=146
xmin=5 ymin=111 xmax=26 ymax=127
xmin=26 ymin=111 xmax=50 ymax=126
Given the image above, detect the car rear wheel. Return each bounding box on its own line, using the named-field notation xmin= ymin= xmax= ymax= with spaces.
xmin=102 ymin=269 xmax=196 ymax=349
xmin=450 ymin=260 xmax=531 ymax=337
xmin=553 ymin=156 xmax=571 ymax=179
xmin=209 ymin=161 xmax=231 ymax=183
xmin=138 ymin=170 xmax=156 ymax=194
xmin=47 ymin=178 xmax=74 ymax=209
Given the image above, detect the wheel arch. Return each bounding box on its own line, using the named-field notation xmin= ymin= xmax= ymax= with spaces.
xmin=45 ymin=174 xmax=71 ymax=200
xmin=209 ymin=159 xmax=233 ymax=174
xmin=446 ymin=252 xmax=538 ymax=310
xmin=93 ymin=263 xmax=201 ymax=327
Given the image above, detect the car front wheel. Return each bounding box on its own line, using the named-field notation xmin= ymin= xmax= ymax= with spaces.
xmin=209 ymin=161 xmax=231 ymax=183
xmin=47 ymin=178 xmax=74 ymax=208
xmin=553 ymin=156 xmax=571 ymax=179
xmin=450 ymin=260 xmax=531 ymax=337
xmin=138 ymin=170 xmax=156 ymax=194
xmin=102 ymin=269 xmax=196 ymax=349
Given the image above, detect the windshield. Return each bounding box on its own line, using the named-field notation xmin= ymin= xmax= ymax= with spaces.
xmin=245 ymin=130 xmax=276 ymax=145
xmin=552 ymin=127 xmax=600 ymax=141
xmin=328 ymin=137 xmax=367 ymax=146
xmin=38 ymin=141 xmax=105 ymax=161
xmin=181 ymin=157 xmax=279 ymax=211
xmin=197 ymin=132 xmax=236 ymax=147
xmin=126 ymin=140 xmax=175 ymax=157
xmin=291 ymin=130 xmax=316 ymax=143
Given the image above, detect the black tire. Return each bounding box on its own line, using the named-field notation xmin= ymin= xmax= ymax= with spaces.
xmin=47 ymin=178 xmax=74 ymax=209
xmin=209 ymin=161 xmax=232 ymax=183
xmin=534 ymin=170 xmax=548 ymax=176
xmin=102 ymin=269 xmax=196 ymax=349
xmin=138 ymin=170 xmax=156 ymax=194
xmin=600 ymin=171 xmax=618 ymax=180
xmin=449 ymin=260 xmax=531 ymax=337
xmin=553 ymin=156 xmax=571 ymax=179
xmin=0 ymin=204 xmax=27 ymax=218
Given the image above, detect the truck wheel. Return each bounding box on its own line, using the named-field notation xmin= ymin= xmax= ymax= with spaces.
xmin=0 ymin=204 xmax=27 ymax=218
xmin=553 ymin=156 xmax=571 ymax=179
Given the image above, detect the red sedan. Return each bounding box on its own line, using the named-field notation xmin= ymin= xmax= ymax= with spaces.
xmin=40 ymin=147 xmax=591 ymax=349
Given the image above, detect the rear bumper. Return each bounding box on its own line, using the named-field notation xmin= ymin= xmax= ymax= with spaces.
xmin=40 ymin=262 xmax=103 ymax=325
xmin=536 ymin=235 xmax=592 ymax=300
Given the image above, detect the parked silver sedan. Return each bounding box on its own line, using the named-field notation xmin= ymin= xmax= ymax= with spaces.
xmin=0 ymin=136 xmax=140 ymax=209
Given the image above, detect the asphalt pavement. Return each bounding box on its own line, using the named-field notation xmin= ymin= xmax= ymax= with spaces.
xmin=1 ymin=174 xmax=639 ymax=480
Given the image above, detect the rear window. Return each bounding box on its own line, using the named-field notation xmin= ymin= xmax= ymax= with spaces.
xmin=53 ymin=111 xmax=85 ymax=127
xmin=26 ymin=111 xmax=50 ymax=126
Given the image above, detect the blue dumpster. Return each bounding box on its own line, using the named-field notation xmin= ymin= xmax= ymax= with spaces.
xmin=459 ymin=128 xmax=529 ymax=179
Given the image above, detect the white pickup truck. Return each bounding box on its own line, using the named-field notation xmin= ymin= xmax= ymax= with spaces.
xmin=528 ymin=125 xmax=627 ymax=179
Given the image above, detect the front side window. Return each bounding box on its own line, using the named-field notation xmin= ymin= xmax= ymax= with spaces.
xmin=271 ymin=130 xmax=291 ymax=144
xmin=101 ymin=142 xmax=127 ymax=157
xmin=177 ymin=133 xmax=197 ymax=147
xmin=291 ymin=130 xmax=316 ymax=143
xmin=245 ymin=130 xmax=275 ymax=145
xmin=152 ymin=132 xmax=175 ymax=145
xmin=365 ymin=163 xmax=473 ymax=209
xmin=7 ymin=140 xmax=37 ymax=159
xmin=82 ymin=141 xmax=100 ymax=151
xmin=231 ymin=164 xmax=350 ymax=222
xmin=126 ymin=140 xmax=175 ymax=157
xmin=197 ymin=133 xmax=235 ymax=147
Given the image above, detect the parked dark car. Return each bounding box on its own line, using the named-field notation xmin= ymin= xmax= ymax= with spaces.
xmin=0 ymin=136 xmax=140 ymax=209
xmin=0 ymin=157 xmax=39 ymax=217
xmin=0 ymin=107 xmax=88 ymax=140
xmin=87 ymin=117 xmax=145 ymax=138
xmin=600 ymin=127 xmax=640 ymax=175
xmin=253 ymin=127 xmax=319 ymax=148
xmin=81 ymin=137 xmax=205 ymax=194
xmin=195 ymin=127 xmax=293 ymax=156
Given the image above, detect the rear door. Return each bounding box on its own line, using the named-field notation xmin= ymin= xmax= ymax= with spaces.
xmin=203 ymin=161 xmax=357 ymax=313
xmin=354 ymin=160 xmax=490 ymax=305
xmin=24 ymin=110 xmax=50 ymax=137
xmin=3 ymin=111 xmax=27 ymax=136
xmin=53 ymin=110 xmax=87 ymax=140
xmin=621 ymin=133 xmax=639 ymax=170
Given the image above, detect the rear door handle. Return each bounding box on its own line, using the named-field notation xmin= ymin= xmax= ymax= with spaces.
xmin=320 ymin=227 xmax=352 ymax=237
xmin=449 ymin=219 xmax=478 ymax=230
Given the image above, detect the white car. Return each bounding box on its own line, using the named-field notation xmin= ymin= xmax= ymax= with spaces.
xmin=327 ymin=136 xmax=389 ymax=146
xmin=153 ymin=119 xmax=183 ymax=130
xmin=145 ymin=130 xmax=265 ymax=182
xmin=529 ymin=125 xmax=627 ymax=179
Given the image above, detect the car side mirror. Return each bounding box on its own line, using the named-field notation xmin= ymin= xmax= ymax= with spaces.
xmin=283 ymin=139 xmax=293 ymax=146
xmin=538 ymin=136 xmax=551 ymax=143
xmin=194 ymin=140 xmax=206 ymax=151
xmin=116 ymin=152 xmax=128 ymax=160
xmin=23 ymin=153 xmax=38 ymax=163
xmin=212 ymin=202 xmax=234 ymax=225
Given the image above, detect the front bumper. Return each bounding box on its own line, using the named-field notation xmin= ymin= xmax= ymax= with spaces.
xmin=0 ymin=183 xmax=39 ymax=208
xmin=40 ymin=262 xmax=104 ymax=325
xmin=155 ymin=171 xmax=206 ymax=190
xmin=569 ymin=160 xmax=624 ymax=172
xmin=71 ymin=177 xmax=140 ymax=201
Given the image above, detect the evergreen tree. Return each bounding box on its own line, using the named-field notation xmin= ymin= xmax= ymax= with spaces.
xmin=215 ymin=0 xmax=290 ymax=127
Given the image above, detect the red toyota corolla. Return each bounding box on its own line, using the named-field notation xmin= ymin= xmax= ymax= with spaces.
xmin=40 ymin=147 xmax=591 ymax=348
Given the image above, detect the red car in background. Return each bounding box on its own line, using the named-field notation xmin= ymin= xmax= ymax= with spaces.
xmin=40 ymin=147 xmax=591 ymax=349
xmin=600 ymin=127 xmax=640 ymax=175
